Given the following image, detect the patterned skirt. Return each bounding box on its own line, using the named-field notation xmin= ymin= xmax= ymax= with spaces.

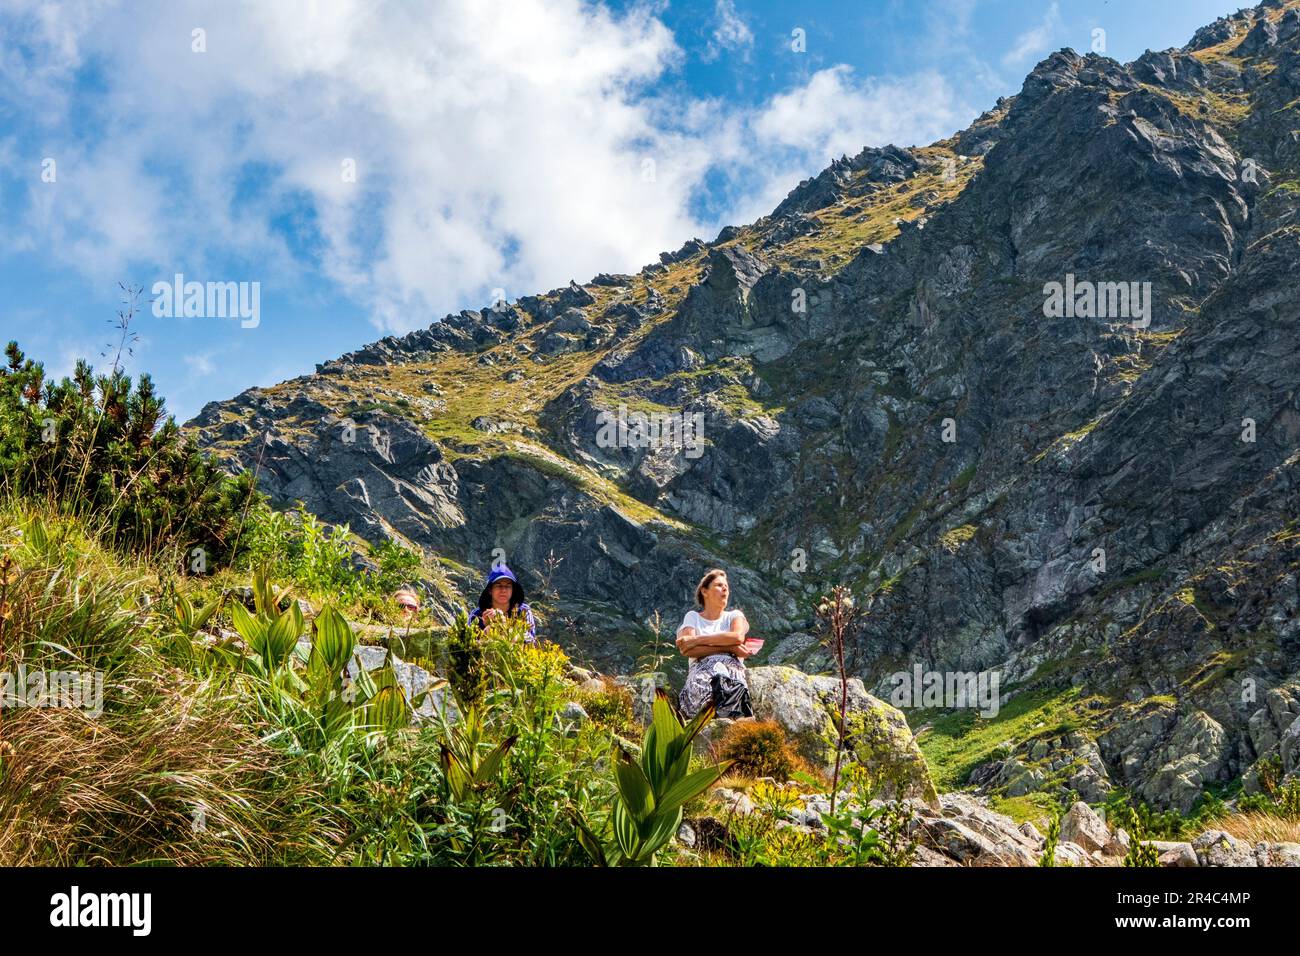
xmin=679 ymin=653 xmax=748 ymax=718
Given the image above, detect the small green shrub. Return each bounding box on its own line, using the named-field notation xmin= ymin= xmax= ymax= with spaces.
xmin=239 ymin=507 xmax=358 ymax=596
xmin=818 ymin=765 xmax=918 ymax=866
xmin=1257 ymin=754 xmax=1284 ymax=795
xmin=371 ymin=537 xmax=424 ymax=593
xmin=238 ymin=504 xmax=427 ymax=607
xmin=1280 ymin=781 xmax=1300 ymax=817
xmin=1124 ymin=837 xmax=1161 ymax=867
xmin=577 ymin=680 xmax=637 ymax=736
xmin=440 ymin=611 xmax=490 ymax=707
xmin=1239 ymin=768 xmax=1300 ymax=819
xmin=1039 ymin=805 xmax=1062 ymax=867
xmin=1100 ymin=793 xmax=1162 ymax=867
xmin=1103 ymin=787 xmax=1201 ymax=841
xmin=725 ymin=766 xmax=916 ymax=867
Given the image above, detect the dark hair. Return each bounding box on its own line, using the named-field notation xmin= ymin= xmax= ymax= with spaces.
xmin=695 ymin=568 xmax=728 ymax=608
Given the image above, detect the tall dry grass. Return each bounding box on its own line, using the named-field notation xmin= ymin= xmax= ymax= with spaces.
xmin=1200 ymin=813 xmax=1300 ymax=845
xmin=0 ymin=502 xmax=342 ymax=865
xmin=0 ymin=674 xmax=339 ymax=865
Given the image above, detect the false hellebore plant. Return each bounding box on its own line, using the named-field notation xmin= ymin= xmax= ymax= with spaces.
xmin=577 ymin=692 xmax=729 ymax=866
xmin=224 ymin=569 xmax=418 ymax=738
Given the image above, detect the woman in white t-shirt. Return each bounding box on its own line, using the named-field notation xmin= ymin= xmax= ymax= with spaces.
xmin=675 ymin=568 xmax=756 ymax=718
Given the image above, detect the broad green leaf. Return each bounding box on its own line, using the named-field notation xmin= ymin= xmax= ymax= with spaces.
xmin=663 ymin=737 xmax=695 ymax=787
xmin=312 ymin=605 xmax=356 ymax=673
xmin=612 ymin=801 xmax=642 ymax=861
xmin=473 ymin=734 xmax=518 ymax=783
xmin=284 ymin=667 xmax=308 ymax=695
xmin=682 ymin=700 xmax=717 ymax=745
xmin=641 ymin=723 xmax=664 ymax=793
xmin=286 ymin=599 xmax=305 ymax=637
xmin=353 ymin=663 xmax=378 ymax=701
xmin=371 ymin=661 xmax=400 ymax=693
xmin=191 ymin=595 xmax=222 ymax=632
xmin=440 ymin=744 xmax=470 ymax=801
xmin=228 ymin=600 xmax=264 ymax=647
xmin=171 ymin=594 xmax=195 ymax=629
xmin=647 ymin=695 xmax=679 ymax=786
xmin=265 ymin=608 xmax=301 ymax=669
xmin=366 ymin=684 xmax=408 ymax=732
xmin=573 ymin=814 xmax=608 ymax=867
xmin=641 ymin=806 xmax=684 ymax=859
xmin=252 ymin=569 xmax=276 ymax=619
xmin=614 ymin=751 xmax=654 ymax=821
xmin=322 ymin=696 xmax=353 ymax=736
xmin=657 ymin=765 xmax=725 ymax=818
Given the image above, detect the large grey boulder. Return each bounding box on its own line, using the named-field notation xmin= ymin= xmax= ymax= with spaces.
xmin=1255 ymin=842 xmax=1300 ymax=866
xmin=747 ymin=666 xmax=938 ymax=805
xmin=1192 ymin=830 xmax=1258 ymax=867
xmin=1149 ymin=841 xmax=1199 ymax=867
xmin=1059 ymin=801 xmax=1110 ymax=854
xmin=916 ymin=794 xmax=1043 ymax=866
xmin=1245 ymin=679 xmax=1300 ymax=789
xmin=1141 ymin=717 xmax=1229 ymax=813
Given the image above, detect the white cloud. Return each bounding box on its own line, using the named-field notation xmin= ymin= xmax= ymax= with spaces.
xmin=184 ymin=353 xmax=214 ymax=377
xmin=753 ymin=67 xmax=959 ymax=155
xmin=3 ymin=0 xmax=973 ymax=337
xmin=1002 ymin=1 xmax=1063 ymax=68
xmin=737 ymin=67 xmax=966 ymax=220
xmin=704 ymin=0 xmax=755 ymax=62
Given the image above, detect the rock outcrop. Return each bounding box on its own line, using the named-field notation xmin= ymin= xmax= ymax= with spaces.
xmin=686 ymin=789 xmax=1300 ymax=866
xmin=746 ymin=665 xmax=938 ymax=804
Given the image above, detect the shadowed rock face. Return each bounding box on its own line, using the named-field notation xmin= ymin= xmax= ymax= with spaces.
xmin=191 ymin=1 xmax=1300 ymax=808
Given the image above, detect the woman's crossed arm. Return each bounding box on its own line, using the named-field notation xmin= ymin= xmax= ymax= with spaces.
xmin=675 ymin=614 xmax=751 ymax=658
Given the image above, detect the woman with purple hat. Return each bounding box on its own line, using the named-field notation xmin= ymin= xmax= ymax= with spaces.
xmin=469 ymin=563 xmax=538 ymax=644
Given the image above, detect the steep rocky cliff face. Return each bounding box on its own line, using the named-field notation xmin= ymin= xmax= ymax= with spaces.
xmin=190 ymin=0 xmax=1300 ymax=810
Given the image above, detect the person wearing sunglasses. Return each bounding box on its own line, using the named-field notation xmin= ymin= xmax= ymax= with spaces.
xmin=393 ymin=588 xmax=421 ymax=620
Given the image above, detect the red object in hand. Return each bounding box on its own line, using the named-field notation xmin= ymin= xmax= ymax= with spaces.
xmin=742 ymin=637 xmax=764 ymax=654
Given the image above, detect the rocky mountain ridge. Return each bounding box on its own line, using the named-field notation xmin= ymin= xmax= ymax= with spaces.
xmin=190 ymin=0 xmax=1300 ymax=811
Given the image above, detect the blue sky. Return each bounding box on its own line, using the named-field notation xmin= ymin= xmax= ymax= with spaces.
xmin=0 ymin=0 xmax=1247 ymax=422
